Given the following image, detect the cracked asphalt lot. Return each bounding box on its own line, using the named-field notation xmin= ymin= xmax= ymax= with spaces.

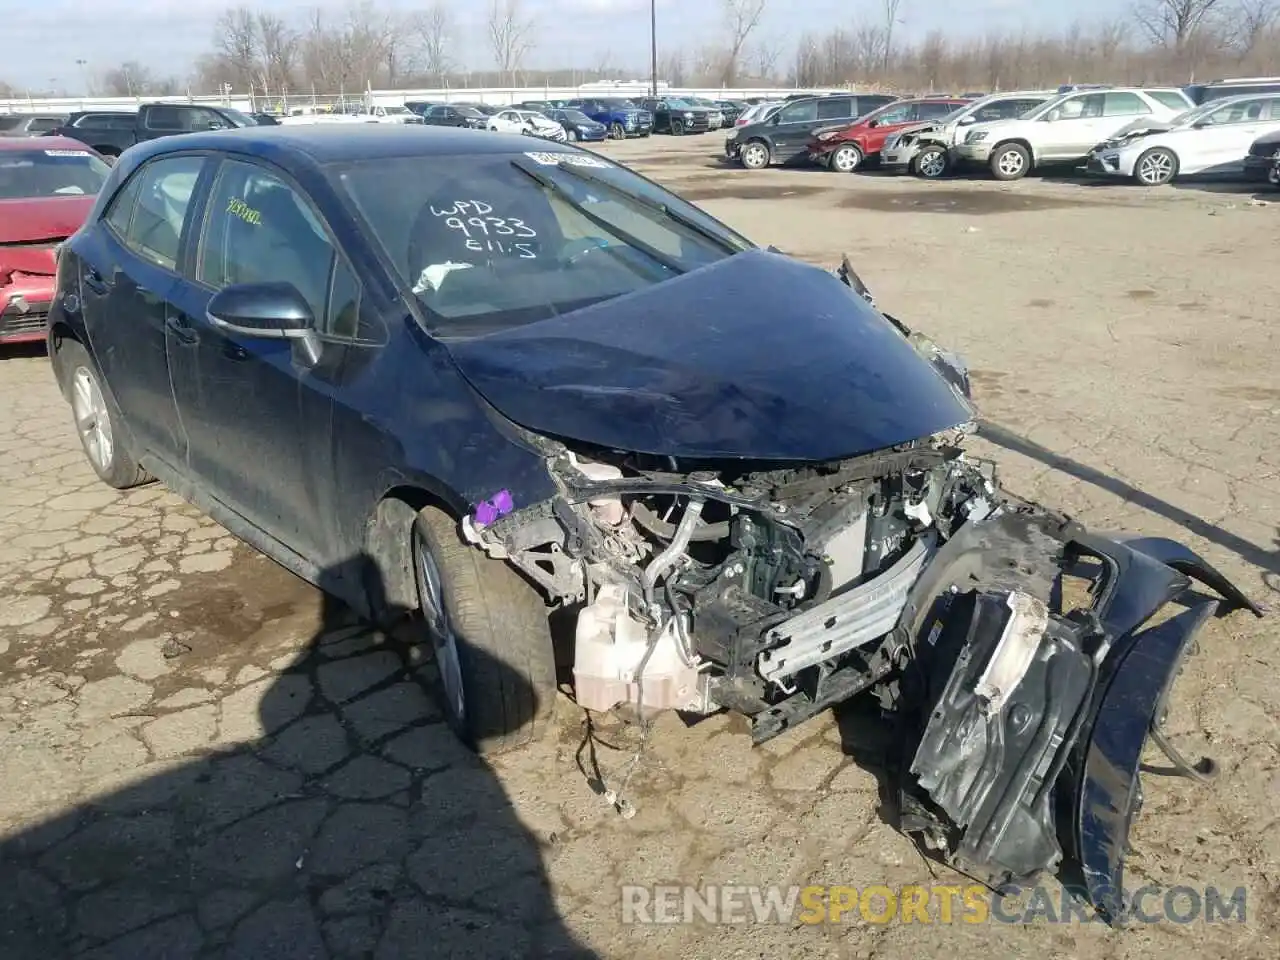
xmin=2 ymin=135 xmax=1279 ymax=959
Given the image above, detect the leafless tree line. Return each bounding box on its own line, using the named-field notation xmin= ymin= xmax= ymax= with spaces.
xmin=3 ymin=0 xmax=1279 ymax=101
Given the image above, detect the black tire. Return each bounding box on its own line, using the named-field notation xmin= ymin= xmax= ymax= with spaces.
xmin=609 ymin=122 xmax=625 ymax=140
xmin=989 ymin=142 xmax=1031 ymax=181
xmin=56 ymin=339 xmax=151 ymax=489
xmin=567 ymin=128 xmax=579 ymax=142
xmin=671 ymin=119 xmax=684 ymax=136
xmin=914 ymin=144 xmax=949 ymax=179
xmin=739 ymin=138 xmax=771 ymax=170
xmin=412 ymin=505 xmax=557 ymax=755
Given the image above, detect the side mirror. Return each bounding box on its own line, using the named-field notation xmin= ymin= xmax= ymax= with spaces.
xmin=958 ymin=115 xmax=976 ymax=125
xmin=1192 ymin=119 xmax=1210 ymax=129
xmin=207 ymin=282 xmax=314 ymax=339
xmin=1044 ymin=110 xmax=1060 ymax=122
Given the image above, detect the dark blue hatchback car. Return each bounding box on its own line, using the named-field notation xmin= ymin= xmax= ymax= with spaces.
xmin=46 ymin=125 xmax=1258 ymax=917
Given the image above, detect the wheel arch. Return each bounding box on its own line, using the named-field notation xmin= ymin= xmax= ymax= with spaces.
xmin=362 ymin=482 xmax=467 ymax=627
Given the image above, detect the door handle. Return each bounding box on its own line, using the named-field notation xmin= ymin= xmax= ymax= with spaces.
xmin=83 ymin=266 xmax=109 ymax=294
xmin=164 ymin=315 xmax=198 ymax=345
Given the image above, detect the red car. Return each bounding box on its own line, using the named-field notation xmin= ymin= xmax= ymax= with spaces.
xmin=807 ymin=97 xmax=972 ymax=173
xmin=0 ymin=136 xmax=108 ymax=345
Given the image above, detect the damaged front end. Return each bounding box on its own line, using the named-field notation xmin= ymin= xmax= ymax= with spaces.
xmin=452 ymin=251 xmax=1263 ymax=922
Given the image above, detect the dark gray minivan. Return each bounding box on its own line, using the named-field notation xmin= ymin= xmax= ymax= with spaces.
xmin=725 ymin=93 xmax=899 ymax=169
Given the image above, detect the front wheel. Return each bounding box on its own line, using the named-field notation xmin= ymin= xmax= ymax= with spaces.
xmin=671 ymin=119 xmax=684 ymax=136
xmin=567 ymin=128 xmax=579 ymax=141
xmin=411 ymin=506 xmax=558 ymax=755
xmin=1134 ymin=147 xmax=1178 ymax=186
xmin=740 ymin=139 xmax=770 ymax=170
xmin=609 ymin=122 xmax=625 ymax=140
xmin=914 ymin=145 xmax=949 ymax=179
xmin=990 ymin=142 xmax=1031 ymax=181
xmin=57 ymin=340 xmax=151 ymax=489
xmin=830 ymin=143 xmax=863 ymax=173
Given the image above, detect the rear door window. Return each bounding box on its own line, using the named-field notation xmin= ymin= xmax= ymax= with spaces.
xmin=918 ymin=102 xmax=957 ymax=120
xmin=815 ymin=98 xmax=852 ymax=121
xmin=779 ymin=101 xmax=819 ymax=124
xmin=1103 ymin=92 xmax=1151 ymax=116
xmin=119 ymin=155 xmax=205 ymax=270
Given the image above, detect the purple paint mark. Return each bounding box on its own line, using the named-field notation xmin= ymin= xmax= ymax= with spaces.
xmin=473 ymin=490 xmax=514 ymax=528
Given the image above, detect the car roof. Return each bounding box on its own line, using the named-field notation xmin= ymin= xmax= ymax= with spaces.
xmin=129 ymin=124 xmax=574 ymax=165
xmin=0 ymin=135 xmax=97 ymax=153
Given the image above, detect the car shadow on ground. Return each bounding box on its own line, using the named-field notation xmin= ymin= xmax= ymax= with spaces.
xmin=977 ymin=419 xmax=1280 ymax=586
xmin=0 ymin=555 xmax=596 ymax=959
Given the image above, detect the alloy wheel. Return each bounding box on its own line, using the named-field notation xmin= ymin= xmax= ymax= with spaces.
xmin=832 ymin=145 xmax=862 ymax=173
xmin=741 ymin=142 xmax=768 ymax=169
xmin=415 ymin=536 xmax=466 ymax=723
xmin=917 ymin=149 xmax=947 ymax=179
xmin=1137 ymin=149 xmax=1176 ymax=185
xmin=71 ymin=366 xmax=114 ymax=474
xmin=996 ymin=149 xmax=1025 ymax=178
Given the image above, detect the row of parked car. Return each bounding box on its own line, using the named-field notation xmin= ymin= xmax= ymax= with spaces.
xmin=400 ymin=95 xmax=753 ymax=141
xmin=721 ymin=78 xmax=1280 ymax=188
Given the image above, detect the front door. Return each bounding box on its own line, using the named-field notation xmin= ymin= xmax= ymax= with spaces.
xmin=80 ymin=153 xmax=209 ymax=465
xmin=164 ymin=157 xmax=354 ymax=563
xmin=1193 ymin=97 xmax=1278 ymax=173
xmin=770 ymin=99 xmax=823 ymax=159
xmin=1037 ymin=93 xmax=1117 ymax=161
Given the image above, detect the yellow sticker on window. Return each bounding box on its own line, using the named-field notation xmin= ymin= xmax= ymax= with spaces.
xmin=226 ymin=197 xmax=262 ymax=226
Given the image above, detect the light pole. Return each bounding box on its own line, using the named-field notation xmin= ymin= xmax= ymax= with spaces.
xmin=649 ymin=0 xmax=657 ymax=97
xmin=75 ymin=59 xmax=90 ymax=96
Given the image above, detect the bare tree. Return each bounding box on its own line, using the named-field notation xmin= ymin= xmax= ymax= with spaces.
xmin=1228 ymin=0 xmax=1278 ymax=54
xmin=751 ymin=37 xmax=785 ymax=80
xmin=409 ymin=2 xmax=455 ymax=81
xmin=256 ymin=13 xmax=300 ymax=94
xmin=721 ymin=0 xmax=767 ymax=86
xmin=1132 ymin=0 xmax=1225 ymax=48
xmin=882 ymin=0 xmax=905 ymax=69
xmin=99 ymin=61 xmax=154 ymax=97
xmin=487 ymin=0 xmax=537 ymax=85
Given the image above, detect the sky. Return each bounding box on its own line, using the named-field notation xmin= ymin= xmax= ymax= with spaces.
xmin=4 ymin=0 xmax=1108 ymax=92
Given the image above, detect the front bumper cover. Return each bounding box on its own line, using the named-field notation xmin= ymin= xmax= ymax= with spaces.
xmin=898 ymin=510 xmax=1262 ymax=924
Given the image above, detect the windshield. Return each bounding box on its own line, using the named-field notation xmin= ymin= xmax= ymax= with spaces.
xmin=600 ymin=99 xmax=636 ymax=109
xmin=456 ymin=107 xmax=484 ymax=118
xmin=561 ymin=110 xmax=592 ymax=123
xmin=666 ymin=99 xmax=696 ymax=109
xmin=0 ymin=148 xmax=110 ymax=199
xmin=936 ymin=104 xmax=971 ymax=123
xmin=384 ymin=105 xmax=411 ymax=115
xmin=218 ymin=107 xmax=257 ymax=128
xmin=332 ymin=151 xmax=754 ymax=334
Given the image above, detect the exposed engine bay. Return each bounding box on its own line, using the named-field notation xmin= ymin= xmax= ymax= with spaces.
xmin=458 ymin=258 xmax=1264 ymax=922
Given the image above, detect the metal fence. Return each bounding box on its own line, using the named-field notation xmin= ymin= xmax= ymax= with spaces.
xmin=1 ymin=83 xmax=860 ymax=115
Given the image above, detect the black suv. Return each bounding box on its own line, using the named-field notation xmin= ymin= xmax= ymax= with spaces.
xmin=638 ymin=97 xmax=711 ymax=135
xmin=726 ymin=94 xmax=899 ymax=169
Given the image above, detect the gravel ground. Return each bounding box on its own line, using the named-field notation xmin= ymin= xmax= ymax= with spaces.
xmin=1 ymin=132 xmax=1277 ymax=959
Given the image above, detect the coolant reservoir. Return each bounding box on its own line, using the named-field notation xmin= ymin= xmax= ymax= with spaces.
xmin=568 ymin=453 xmax=625 ymax=525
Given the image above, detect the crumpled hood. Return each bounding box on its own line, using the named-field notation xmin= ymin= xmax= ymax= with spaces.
xmin=1102 ymin=117 xmax=1176 ymax=145
xmin=444 ymin=250 xmax=974 ymax=462
xmin=0 ymin=195 xmax=95 ymax=245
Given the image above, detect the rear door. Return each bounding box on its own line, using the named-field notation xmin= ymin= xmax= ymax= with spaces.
xmin=1038 ymin=93 xmax=1117 ymax=160
xmin=80 ymin=153 xmax=211 ymax=465
xmin=164 ymin=156 xmax=357 ymax=561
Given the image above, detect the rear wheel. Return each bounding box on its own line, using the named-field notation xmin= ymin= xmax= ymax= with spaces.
xmin=567 ymin=127 xmax=579 ymax=141
xmin=57 ymin=340 xmax=151 ymax=489
xmin=989 ymin=142 xmax=1031 ymax=181
xmin=830 ymin=143 xmax=864 ymax=173
xmin=411 ymin=505 xmax=558 ymax=755
xmin=1134 ymin=147 xmax=1178 ymax=186
xmin=740 ymin=139 xmax=770 ymax=170
xmin=914 ymin=145 xmax=949 ymax=179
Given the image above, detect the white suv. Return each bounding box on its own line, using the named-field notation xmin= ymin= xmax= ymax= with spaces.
xmin=954 ymin=87 xmax=1194 ymax=180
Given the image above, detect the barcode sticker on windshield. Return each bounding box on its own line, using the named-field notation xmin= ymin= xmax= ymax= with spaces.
xmin=523 ymin=151 xmax=610 ymax=168
xmin=44 ymin=150 xmax=90 ymax=157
